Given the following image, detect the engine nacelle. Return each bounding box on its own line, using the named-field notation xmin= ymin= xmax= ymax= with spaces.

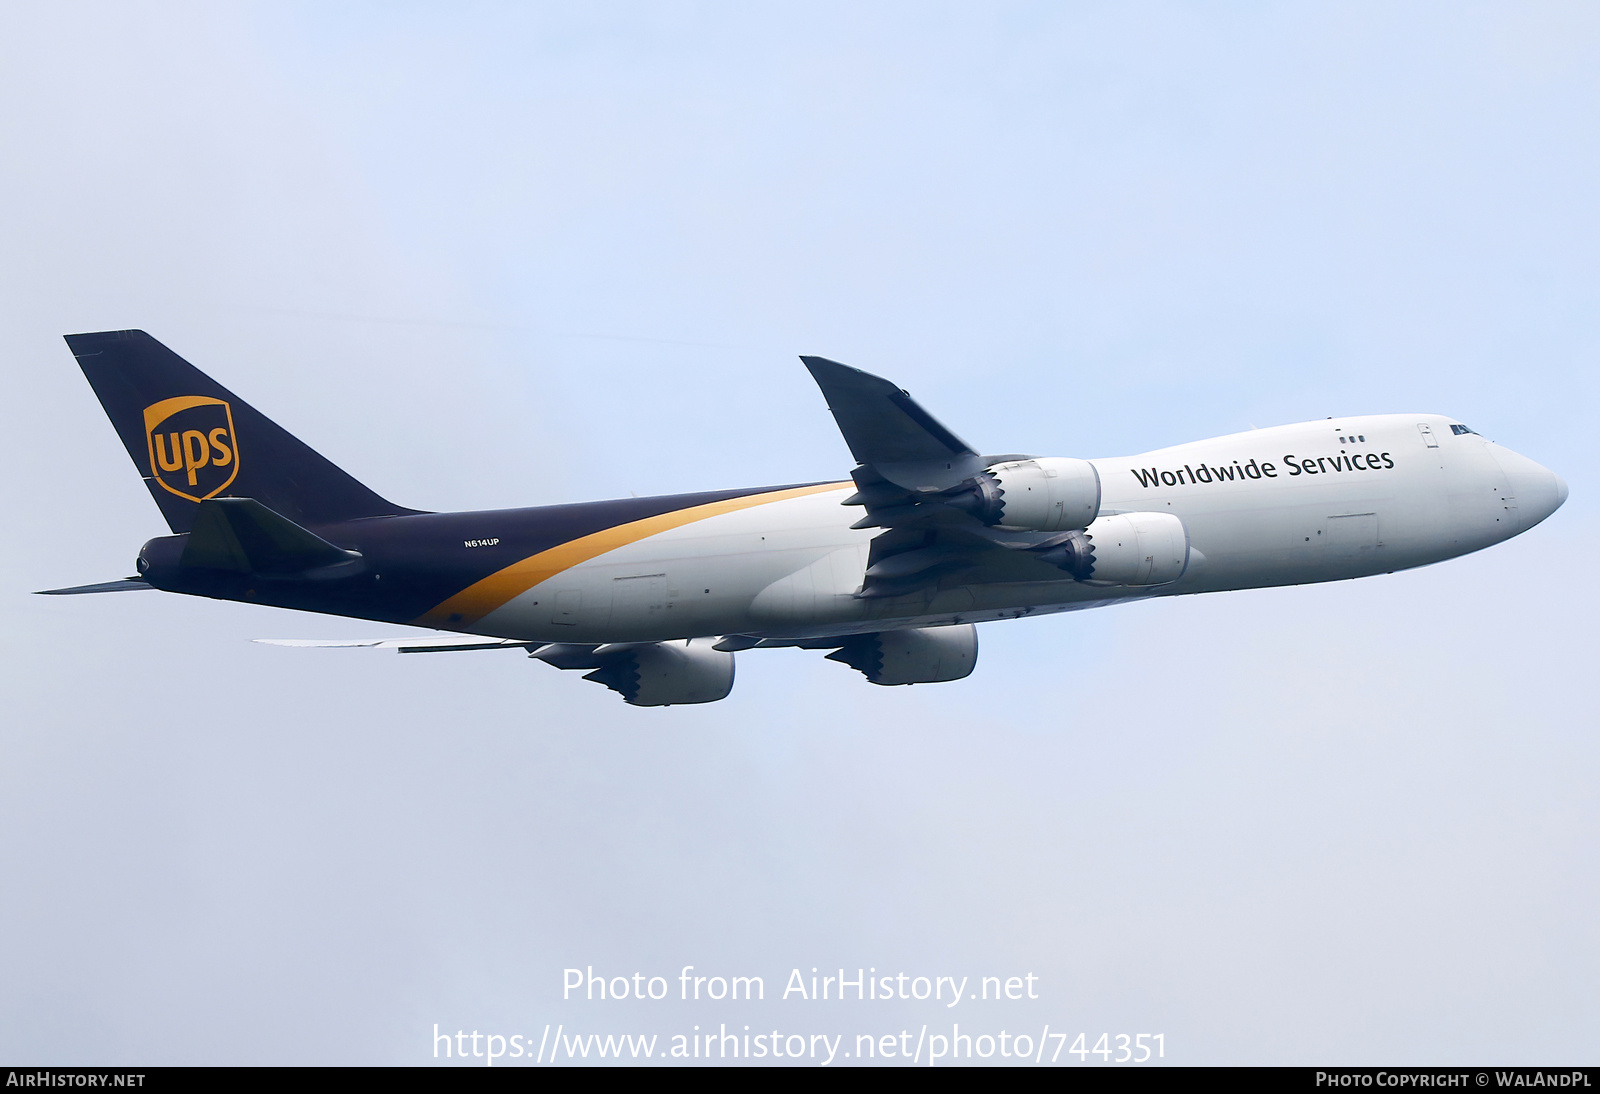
xmin=826 ymin=624 xmax=978 ymax=686
xmin=947 ymin=457 xmax=1101 ymax=531
xmin=583 ymin=638 xmax=735 ymax=706
xmin=1074 ymin=511 xmax=1189 ymax=587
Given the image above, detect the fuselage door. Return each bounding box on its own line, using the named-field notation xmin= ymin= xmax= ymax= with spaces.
xmin=1326 ymin=512 xmax=1379 ymax=562
xmin=611 ymin=573 xmax=667 ymax=631
xmin=551 ymin=589 xmax=582 ymax=625
xmin=1418 ymin=423 xmax=1439 ymax=448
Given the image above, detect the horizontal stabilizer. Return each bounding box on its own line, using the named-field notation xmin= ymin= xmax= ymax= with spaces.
xmin=35 ymin=577 xmax=153 ymax=595
xmin=255 ymin=636 xmax=542 ymax=654
xmin=801 ymin=356 xmax=985 ymax=490
xmin=181 ymin=497 xmax=361 ymax=577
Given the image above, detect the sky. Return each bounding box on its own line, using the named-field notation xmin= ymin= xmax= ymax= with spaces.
xmin=1 ymin=1 xmax=1595 ymax=1066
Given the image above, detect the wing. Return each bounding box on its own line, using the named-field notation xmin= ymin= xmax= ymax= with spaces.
xmin=257 ymin=637 xmax=732 ymax=705
xmin=800 ymin=356 xmax=987 ymax=491
xmin=802 ymin=356 xmax=1073 ymax=599
xmin=255 ymin=636 xmax=541 ymax=653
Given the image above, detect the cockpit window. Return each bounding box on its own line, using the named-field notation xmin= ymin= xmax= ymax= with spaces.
xmin=1450 ymin=424 xmax=1478 ymax=436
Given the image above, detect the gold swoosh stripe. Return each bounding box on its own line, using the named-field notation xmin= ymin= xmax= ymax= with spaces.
xmin=415 ymin=482 xmax=848 ymax=628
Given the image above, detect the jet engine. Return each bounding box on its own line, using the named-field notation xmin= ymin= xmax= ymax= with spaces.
xmin=1033 ymin=512 xmax=1190 ymax=587
xmin=826 ymin=624 xmax=978 ymax=685
xmin=581 ymin=638 xmax=735 ymax=706
xmin=945 ymin=457 xmax=1101 ymax=532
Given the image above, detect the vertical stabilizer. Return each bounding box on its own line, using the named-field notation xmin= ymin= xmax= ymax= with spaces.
xmin=66 ymin=330 xmax=414 ymax=532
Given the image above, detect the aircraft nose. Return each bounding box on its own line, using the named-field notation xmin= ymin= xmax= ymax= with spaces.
xmin=1491 ymin=447 xmax=1567 ymax=529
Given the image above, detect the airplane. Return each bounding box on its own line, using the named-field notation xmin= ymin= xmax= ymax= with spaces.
xmin=41 ymin=330 xmax=1567 ymax=705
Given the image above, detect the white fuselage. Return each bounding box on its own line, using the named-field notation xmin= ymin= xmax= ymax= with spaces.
xmin=474 ymin=414 xmax=1565 ymax=644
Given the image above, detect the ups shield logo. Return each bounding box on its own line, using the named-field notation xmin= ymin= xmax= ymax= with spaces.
xmin=143 ymin=396 xmax=240 ymax=503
